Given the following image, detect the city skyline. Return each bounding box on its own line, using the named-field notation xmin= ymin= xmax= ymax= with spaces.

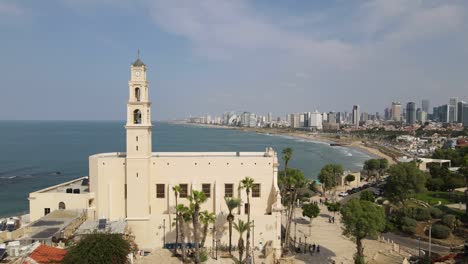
xmin=1 ymin=0 xmax=468 ymax=121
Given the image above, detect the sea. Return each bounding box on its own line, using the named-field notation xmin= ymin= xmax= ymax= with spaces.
xmin=0 ymin=121 xmax=374 ymax=217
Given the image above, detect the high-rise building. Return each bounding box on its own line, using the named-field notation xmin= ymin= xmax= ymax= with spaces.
xmin=328 ymin=112 xmax=337 ymax=124
xmin=422 ymin=99 xmax=430 ymax=113
xmin=309 ymin=110 xmax=323 ymax=130
xmin=463 ymin=103 xmax=468 ymax=127
xmin=406 ymin=102 xmax=416 ymax=125
xmin=360 ymin=112 xmax=369 ymax=122
xmin=289 ymin=113 xmax=300 ymax=128
xmin=391 ymin=102 xmax=401 ymax=122
xmin=267 ymin=112 xmax=273 ymax=124
xmin=449 ymin=97 xmax=458 ymax=123
xmin=457 ymin=101 xmax=465 ymax=123
xmin=416 ymin=108 xmax=427 ymax=123
xmin=352 ymin=105 xmax=360 ymax=126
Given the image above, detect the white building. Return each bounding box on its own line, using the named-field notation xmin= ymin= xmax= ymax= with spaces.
xmin=309 ymin=110 xmax=323 ymax=130
xmin=29 ymin=58 xmax=283 ymax=256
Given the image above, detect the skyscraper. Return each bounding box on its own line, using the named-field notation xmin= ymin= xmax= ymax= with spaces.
xmin=449 ymin=97 xmax=458 ymax=123
xmin=422 ymin=99 xmax=430 ymax=113
xmin=352 ymin=105 xmax=360 ymax=126
xmin=457 ymin=101 xmax=465 ymax=123
xmin=406 ymin=102 xmax=416 ymax=125
xmin=391 ymin=102 xmax=402 ymax=122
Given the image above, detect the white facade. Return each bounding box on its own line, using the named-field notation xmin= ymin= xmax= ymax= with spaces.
xmin=29 ymin=58 xmax=282 ymax=256
xmin=309 ymin=110 xmax=323 ymax=130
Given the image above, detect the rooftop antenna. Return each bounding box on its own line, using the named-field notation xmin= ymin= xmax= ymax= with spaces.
xmin=137 ymin=49 xmax=141 ymax=60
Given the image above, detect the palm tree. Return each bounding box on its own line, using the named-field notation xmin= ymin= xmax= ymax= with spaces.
xmin=199 ymin=210 xmax=215 ymax=248
xmin=282 ymin=147 xmax=293 ymax=171
xmin=233 ymin=219 xmax=250 ymax=263
xmin=283 ymin=168 xmax=307 ymax=253
xmin=239 ymin=177 xmax=254 ymax=260
xmin=172 ymin=185 xmax=182 ymax=255
xmin=175 ymin=204 xmax=191 ymax=262
xmin=188 ymin=190 xmax=207 ymax=264
xmin=225 ymin=197 xmax=241 ymax=255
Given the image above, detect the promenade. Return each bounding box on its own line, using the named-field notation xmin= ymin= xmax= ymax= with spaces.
xmin=282 ymin=196 xmax=410 ymax=264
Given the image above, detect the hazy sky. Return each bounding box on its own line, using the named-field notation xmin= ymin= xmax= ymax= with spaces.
xmin=1 ymin=0 xmax=467 ymax=121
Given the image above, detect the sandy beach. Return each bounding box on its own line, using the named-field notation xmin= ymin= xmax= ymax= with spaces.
xmin=174 ymin=121 xmax=397 ymax=165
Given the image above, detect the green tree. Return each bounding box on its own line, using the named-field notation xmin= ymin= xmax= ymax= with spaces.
xmin=340 ymin=198 xmax=386 ymax=264
xmin=302 ymin=203 xmax=320 ymax=221
xmin=385 ymin=162 xmax=428 ymax=203
xmin=199 ymin=211 xmax=215 ymax=248
xmin=172 ymin=185 xmax=182 ymax=255
xmin=63 ymin=233 xmax=132 ymax=264
xmin=283 ymin=168 xmax=307 ymax=252
xmin=280 ymin=147 xmax=293 ymax=198
xmin=318 ymin=164 xmax=343 ymax=194
xmin=360 ymin=190 xmax=375 ymax=202
xmin=345 ymin=174 xmax=355 ymax=186
xmin=233 ymin=219 xmax=250 ymax=263
xmin=225 ymin=197 xmax=241 ymax=255
xmin=326 ymin=201 xmax=341 ymax=216
xmin=363 ymin=159 xmax=380 ymax=179
xmin=187 ymin=190 xmax=208 ymax=263
xmin=239 ymin=177 xmax=254 ymax=260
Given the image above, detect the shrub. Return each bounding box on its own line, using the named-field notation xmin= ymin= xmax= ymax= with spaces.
xmin=360 ymin=190 xmax=375 ymax=202
xmin=441 ymin=214 xmax=458 ymax=230
xmin=414 ymin=208 xmax=431 ymax=221
xmin=400 ymin=217 xmax=417 ymax=235
xmin=63 ymin=233 xmax=132 ymax=264
xmin=431 ymin=224 xmax=451 ymax=239
xmin=429 ymin=207 xmax=443 ymax=219
xmin=200 ymin=249 xmax=208 ymax=263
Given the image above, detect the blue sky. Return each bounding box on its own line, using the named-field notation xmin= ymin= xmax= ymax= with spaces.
xmin=1 ymin=0 xmax=467 ymax=120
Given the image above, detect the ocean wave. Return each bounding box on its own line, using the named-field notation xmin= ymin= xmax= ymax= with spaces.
xmin=0 ymin=175 xmax=17 ymax=180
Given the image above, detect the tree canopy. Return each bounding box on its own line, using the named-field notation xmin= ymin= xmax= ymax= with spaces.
xmin=340 ymin=198 xmax=386 ymax=263
xmin=302 ymin=203 xmax=320 ymax=220
xmin=384 ymin=162 xmax=428 ymax=203
xmin=318 ymin=164 xmax=343 ymax=193
xmin=63 ymin=233 xmax=132 ymax=264
xmin=360 ymin=190 xmax=375 ymax=202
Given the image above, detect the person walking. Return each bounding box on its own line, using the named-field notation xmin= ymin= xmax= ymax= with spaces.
xmin=317 ymin=245 xmax=320 ymax=253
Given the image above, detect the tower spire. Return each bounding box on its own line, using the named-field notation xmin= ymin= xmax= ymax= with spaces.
xmin=137 ymin=49 xmax=140 ymax=60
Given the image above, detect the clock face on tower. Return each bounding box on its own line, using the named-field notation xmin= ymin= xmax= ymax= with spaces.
xmin=135 ymin=71 xmax=141 ymax=77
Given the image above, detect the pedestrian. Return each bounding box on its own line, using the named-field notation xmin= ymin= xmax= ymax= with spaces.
xmin=329 ymin=217 xmax=332 ymax=223
xmin=317 ymin=245 xmax=320 ymax=253
xmin=312 ymin=243 xmax=316 ymax=252
xmin=332 ymin=216 xmax=335 ymax=223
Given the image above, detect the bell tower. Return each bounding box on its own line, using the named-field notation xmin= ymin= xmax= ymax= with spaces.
xmin=125 ymin=54 xmax=152 ymax=220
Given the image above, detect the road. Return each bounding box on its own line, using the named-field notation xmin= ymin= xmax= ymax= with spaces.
xmin=381 ymin=232 xmax=452 ymax=255
xmin=338 ymin=187 xmax=455 ymax=256
xmin=338 ymin=187 xmax=378 ymax=204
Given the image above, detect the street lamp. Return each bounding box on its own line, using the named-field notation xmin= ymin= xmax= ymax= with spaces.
xmin=428 ymin=223 xmax=432 ymax=259
xmin=417 ymin=237 xmax=420 ymax=257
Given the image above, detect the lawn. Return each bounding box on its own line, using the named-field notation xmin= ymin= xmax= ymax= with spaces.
xmin=414 ymin=191 xmax=464 ymax=206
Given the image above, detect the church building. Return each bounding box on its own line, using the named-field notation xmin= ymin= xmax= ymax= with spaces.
xmin=29 ymin=57 xmax=282 ymax=256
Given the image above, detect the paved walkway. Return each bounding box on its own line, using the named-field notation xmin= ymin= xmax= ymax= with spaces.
xmin=283 ymin=197 xmax=409 ymax=264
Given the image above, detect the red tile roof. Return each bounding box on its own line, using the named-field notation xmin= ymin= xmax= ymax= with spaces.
xmin=29 ymin=244 xmax=67 ymax=264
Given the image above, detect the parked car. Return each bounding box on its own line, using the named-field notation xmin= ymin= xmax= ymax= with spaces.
xmin=0 ymin=219 xmax=6 ymax=231
xmin=5 ymin=218 xmax=19 ymax=232
xmin=339 ymin=192 xmax=349 ymax=197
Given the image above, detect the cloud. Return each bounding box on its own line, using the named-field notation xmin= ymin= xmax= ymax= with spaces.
xmin=146 ymin=0 xmax=354 ymax=65
xmin=0 ymin=1 xmax=25 ymax=17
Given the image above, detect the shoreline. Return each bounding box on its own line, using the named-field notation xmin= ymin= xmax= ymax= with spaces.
xmin=172 ymin=121 xmax=396 ymax=165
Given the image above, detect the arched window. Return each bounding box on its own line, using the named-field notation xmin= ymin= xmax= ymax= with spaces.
xmin=133 ymin=109 xmax=142 ymax=124
xmin=135 ymin=88 xmax=141 ymax=101
xmin=58 ymin=202 xmax=66 ymax=210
